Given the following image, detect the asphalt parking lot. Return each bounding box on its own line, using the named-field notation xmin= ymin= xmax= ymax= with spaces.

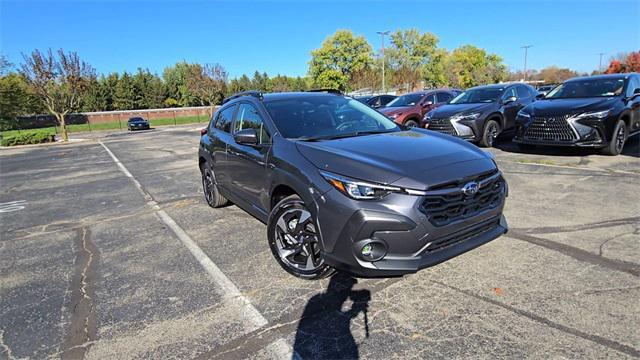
xmin=1 ymin=125 xmax=639 ymax=359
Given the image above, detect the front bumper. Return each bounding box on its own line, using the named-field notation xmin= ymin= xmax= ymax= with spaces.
xmin=513 ymin=115 xmax=610 ymax=148
xmin=313 ymin=175 xmax=508 ymax=277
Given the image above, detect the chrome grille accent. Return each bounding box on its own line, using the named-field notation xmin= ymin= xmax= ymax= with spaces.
xmin=428 ymin=118 xmax=457 ymax=136
xmin=524 ymin=115 xmax=577 ymax=142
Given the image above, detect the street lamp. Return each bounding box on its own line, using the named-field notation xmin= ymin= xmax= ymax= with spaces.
xmin=377 ymin=31 xmax=390 ymax=93
xmin=598 ymin=52 xmax=605 ymax=73
xmin=521 ymin=45 xmax=533 ymax=81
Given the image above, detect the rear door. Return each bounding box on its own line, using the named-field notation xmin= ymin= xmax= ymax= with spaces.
xmin=226 ymin=102 xmax=272 ymax=211
xmin=205 ymin=104 xmax=236 ymax=189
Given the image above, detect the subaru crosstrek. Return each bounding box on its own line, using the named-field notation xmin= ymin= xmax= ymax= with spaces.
xmin=423 ymin=83 xmax=537 ymax=147
xmin=199 ymin=90 xmax=509 ymax=279
xmin=514 ymin=73 xmax=640 ymax=155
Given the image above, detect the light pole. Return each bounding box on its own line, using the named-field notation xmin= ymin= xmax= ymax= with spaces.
xmin=377 ymin=31 xmax=390 ymax=93
xmin=598 ymin=52 xmax=605 ymax=73
xmin=521 ymin=45 xmax=533 ymax=81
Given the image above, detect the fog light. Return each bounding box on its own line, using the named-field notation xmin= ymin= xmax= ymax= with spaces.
xmin=361 ymin=244 xmax=372 ymax=257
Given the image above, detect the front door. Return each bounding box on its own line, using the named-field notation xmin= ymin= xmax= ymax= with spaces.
xmin=226 ymin=102 xmax=272 ymax=212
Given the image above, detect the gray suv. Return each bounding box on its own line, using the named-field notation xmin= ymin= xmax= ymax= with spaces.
xmin=199 ymin=90 xmax=509 ymax=279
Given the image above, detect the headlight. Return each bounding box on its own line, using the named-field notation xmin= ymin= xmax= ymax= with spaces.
xmin=517 ymin=110 xmax=531 ymax=118
xmin=572 ymin=110 xmax=610 ymax=120
xmin=450 ymin=112 xmax=480 ymax=122
xmin=320 ymin=171 xmax=402 ymax=200
xmin=424 ymin=112 xmax=434 ymax=120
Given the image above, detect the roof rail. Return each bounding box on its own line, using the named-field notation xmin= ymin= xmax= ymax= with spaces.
xmin=307 ymin=89 xmax=343 ymax=95
xmin=222 ymin=90 xmax=263 ymax=104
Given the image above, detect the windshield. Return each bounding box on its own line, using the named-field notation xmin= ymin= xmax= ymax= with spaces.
xmin=385 ymin=93 xmax=425 ymax=107
xmin=546 ymin=78 xmax=626 ymax=99
xmin=129 ymin=117 xmax=144 ymax=122
xmin=450 ymin=88 xmax=503 ymax=104
xmin=263 ymin=96 xmax=401 ymax=140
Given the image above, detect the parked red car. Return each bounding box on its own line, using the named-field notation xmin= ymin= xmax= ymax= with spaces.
xmin=379 ymin=89 xmax=461 ymax=127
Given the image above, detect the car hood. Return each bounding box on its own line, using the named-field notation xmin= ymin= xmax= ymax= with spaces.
xmin=430 ymin=103 xmax=494 ymax=118
xmin=379 ymin=106 xmax=413 ymax=115
xmin=525 ymin=97 xmax=618 ymax=116
xmin=295 ymin=129 xmax=495 ymax=189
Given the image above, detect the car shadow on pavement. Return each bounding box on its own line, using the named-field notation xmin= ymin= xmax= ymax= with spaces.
xmin=293 ymin=272 xmax=371 ymax=360
xmin=494 ymin=135 xmax=640 ymax=158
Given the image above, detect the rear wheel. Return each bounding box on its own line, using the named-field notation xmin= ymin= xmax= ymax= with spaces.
xmin=601 ymin=120 xmax=627 ymax=156
xmin=267 ymin=195 xmax=335 ymax=280
xmin=404 ymin=119 xmax=419 ymax=128
xmin=479 ymin=119 xmax=501 ymax=147
xmin=201 ymin=166 xmax=229 ymax=208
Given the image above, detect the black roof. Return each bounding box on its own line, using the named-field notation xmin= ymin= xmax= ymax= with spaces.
xmin=565 ymin=73 xmax=634 ymax=82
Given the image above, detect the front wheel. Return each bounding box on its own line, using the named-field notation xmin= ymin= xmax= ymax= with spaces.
xmin=601 ymin=120 xmax=627 ymax=156
xmin=479 ymin=119 xmax=501 ymax=147
xmin=267 ymin=195 xmax=335 ymax=280
xmin=404 ymin=119 xmax=419 ymax=128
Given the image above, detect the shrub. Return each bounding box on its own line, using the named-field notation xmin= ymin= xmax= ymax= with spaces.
xmin=1 ymin=131 xmax=56 ymax=146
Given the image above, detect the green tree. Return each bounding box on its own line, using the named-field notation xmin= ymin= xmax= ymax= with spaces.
xmin=446 ymin=45 xmax=507 ymax=88
xmin=308 ymin=30 xmax=373 ymax=91
xmin=386 ymin=29 xmax=439 ymax=91
xmin=20 ymin=49 xmax=95 ymax=141
xmin=163 ymin=61 xmax=198 ymax=107
xmin=423 ymin=48 xmax=449 ymax=88
xmin=0 ymin=72 xmax=44 ymax=130
xmin=114 ymin=72 xmax=135 ymax=110
xmin=251 ymin=71 xmax=270 ymax=91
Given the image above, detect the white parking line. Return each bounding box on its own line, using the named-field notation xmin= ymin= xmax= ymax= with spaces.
xmin=99 ymin=141 xmax=268 ymax=330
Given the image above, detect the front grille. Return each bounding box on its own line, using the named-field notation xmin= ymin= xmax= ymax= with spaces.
xmin=420 ymin=172 xmax=505 ymax=227
xmin=524 ymin=115 xmax=577 ymax=142
xmin=423 ymin=218 xmax=500 ymax=253
xmin=428 ymin=118 xmax=457 ymax=136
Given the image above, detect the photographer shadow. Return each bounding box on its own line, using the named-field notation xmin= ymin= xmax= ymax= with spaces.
xmin=293 ymin=272 xmax=371 ymax=360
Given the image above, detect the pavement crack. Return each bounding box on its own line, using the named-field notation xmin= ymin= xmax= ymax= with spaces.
xmin=599 ymin=227 xmax=640 ymax=256
xmin=0 ymin=330 xmax=16 ymax=360
xmin=508 ymin=230 xmax=640 ymax=277
xmin=432 ymin=280 xmax=640 ymax=358
xmin=512 ymin=216 xmax=640 ymax=235
xmin=61 ymin=227 xmax=99 ymax=359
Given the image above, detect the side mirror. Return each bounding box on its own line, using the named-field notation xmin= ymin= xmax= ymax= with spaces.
xmin=422 ymin=101 xmax=433 ymax=107
xmin=535 ymin=93 xmax=546 ymax=100
xmin=233 ymin=128 xmax=258 ymax=145
xmin=503 ymin=96 xmax=517 ymax=104
xmin=200 ymin=128 xmax=208 ymax=136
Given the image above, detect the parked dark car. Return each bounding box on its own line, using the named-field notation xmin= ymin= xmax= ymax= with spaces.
xmin=423 ymin=83 xmax=538 ymax=147
xmin=355 ymin=94 xmax=397 ymax=109
xmin=379 ymin=89 xmax=460 ymax=127
xmin=199 ymin=90 xmax=508 ymax=279
xmin=514 ymin=73 xmax=640 ymax=155
xmin=537 ymin=84 xmax=557 ymax=97
xmin=127 ymin=117 xmax=150 ymax=131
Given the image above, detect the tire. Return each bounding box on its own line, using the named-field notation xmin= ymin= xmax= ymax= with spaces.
xmin=601 ymin=120 xmax=627 ymax=156
xmin=201 ymin=166 xmax=229 ymax=208
xmin=267 ymin=195 xmax=335 ymax=280
xmin=404 ymin=119 xmax=419 ymax=128
xmin=479 ymin=119 xmax=501 ymax=148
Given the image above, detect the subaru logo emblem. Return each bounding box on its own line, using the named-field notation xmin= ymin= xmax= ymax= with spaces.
xmin=461 ymin=181 xmax=479 ymax=196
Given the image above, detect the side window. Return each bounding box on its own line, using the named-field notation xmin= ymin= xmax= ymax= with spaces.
xmin=529 ymin=86 xmax=539 ymax=97
xmin=502 ymin=87 xmax=517 ymax=100
xmin=208 ymin=110 xmax=220 ymax=132
xmin=517 ymin=85 xmax=530 ymax=98
xmin=234 ymin=103 xmax=270 ymax=144
xmin=424 ymin=94 xmax=436 ymax=104
xmin=215 ymin=105 xmax=236 ymax=133
xmin=626 ymin=76 xmax=640 ymax=97
xmin=437 ymin=92 xmax=453 ymax=103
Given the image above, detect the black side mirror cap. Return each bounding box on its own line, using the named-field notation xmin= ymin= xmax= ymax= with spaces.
xmin=535 ymin=94 xmax=546 ymax=100
xmin=233 ymin=128 xmax=258 ymax=145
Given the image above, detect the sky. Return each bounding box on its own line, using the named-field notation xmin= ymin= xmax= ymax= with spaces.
xmin=1 ymin=0 xmax=638 ymax=78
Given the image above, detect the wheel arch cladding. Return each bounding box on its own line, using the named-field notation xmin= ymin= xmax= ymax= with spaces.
xmin=271 ymin=184 xmax=298 ymax=210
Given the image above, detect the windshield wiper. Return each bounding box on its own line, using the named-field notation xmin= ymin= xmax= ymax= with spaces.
xmin=299 ymin=129 xmax=397 ymax=142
